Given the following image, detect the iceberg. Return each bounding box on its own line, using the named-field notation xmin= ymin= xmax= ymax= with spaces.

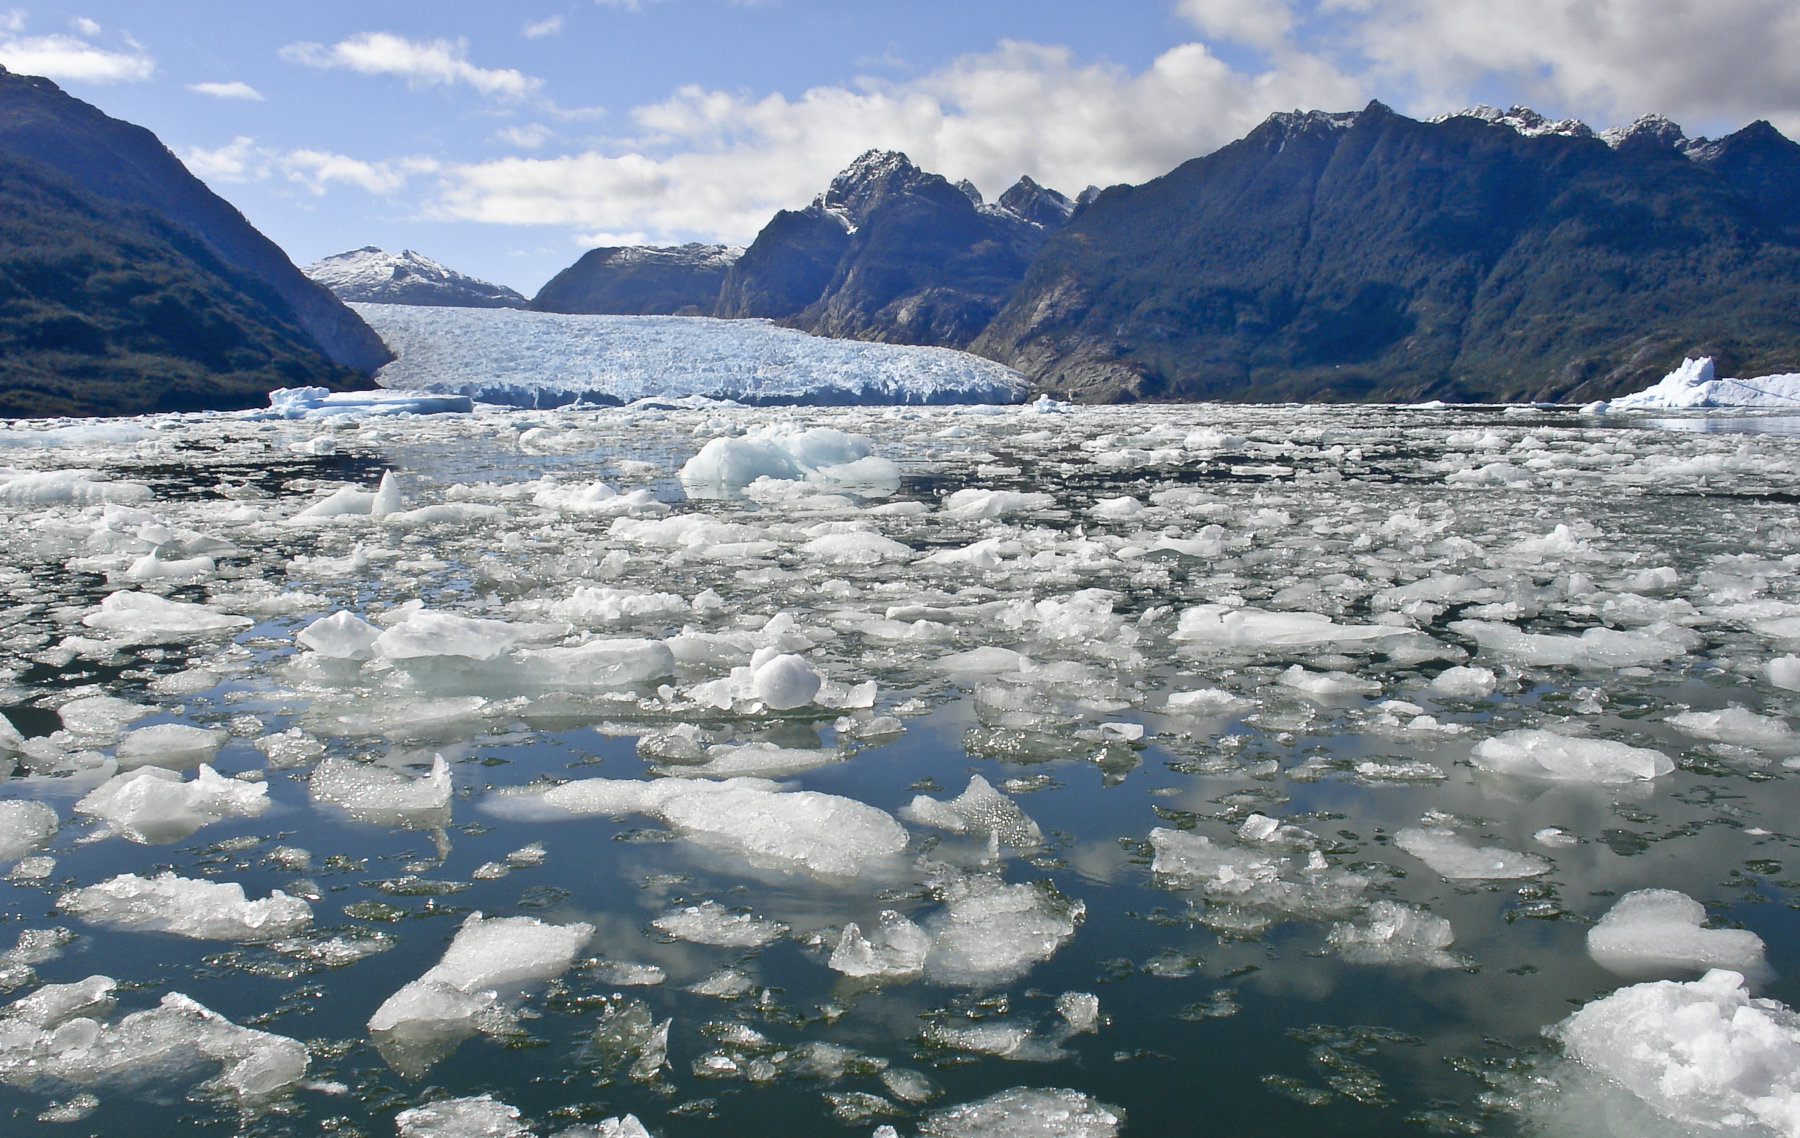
xmin=351 ymin=304 xmax=1029 ymax=406
xmin=1607 ymin=356 xmax=1800 ymax=410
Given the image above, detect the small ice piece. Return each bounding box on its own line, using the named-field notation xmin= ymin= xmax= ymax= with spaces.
xmin=1428 ymin=665 xmax=1498 ymax=698
xmin=1665 ymin=706 xmax=1793 ymax=748
xmin=1549 ymin=969 xmax=1800 ymax=1134
xmin=1172 ymin=604 xmax=1399 ymax=651
xmin=800 ymin=531 xmax=914 ymax=565
xmin=656 ymin=741 xmax=842 ymax=779
xmin=311 ymin=755 xmax=452 ymax=826
xmin=296 ymin=611 xmax=384 ymax=660
xmin=1470 ymin=728 xmax=1673 ymax=783
xmin=394 ymin=1094 xmax=532 ymax=1138
xmin=58 ymin=872 xmax=312 ymax=940
xmin=56 ymin=695 xmax=153 ymax=738
xmin=1587 ymin=889 xmax=1766 ymax=977
xmin=903 ymin=775 xmax=1042 ymax=850
xmin=680 ymin=424 xmax=884 ymax=490
xmin=1393 ymin=828 xmax=1551 ymax=880
xmin=651 ymin=901 xmax=788 ymax=947
xmin=527 ymin=777 xmax=907 ymax=879
xmin=1164 ymin=688 xmax=1253 ymax=715
xmin=1327 ymin=901 xmax=1459 ymax=968
xmin=941 ymin=489 xmax=1056 ymax=518
xmin=1277 ymin=665 xmax=1381 ymax=697
xmin=1768 ymin=655 xmax=1800 ymax=692
xmin=114 ymin=723 xmax=228 ymax=769
xmin=373 ymin=610 xmax=562 ymax=662
xmin=922 ymin=877 xmax=1084 ymax=987
xmin=918 ymin=1087 xmax=1122 ymax=1138
xmin=746 ymin=650 xmax=823 ymax=709
xmin=80 ymin=591 xmax=252 ymax=639
xmin=829 ymin=911 xmax=931 ymax=980
xmin=0 ymin=800 xmax=57 ymax=863
xmin=1534 ymin=827 xmax=1579 ymax=848
xmin=1448 ymin=619 xmax=1697 ymax=668
xmin=0 ymin=980 xmax=309 ymax=1099
xmin=75 ymin=765 xmax=268 ymax=844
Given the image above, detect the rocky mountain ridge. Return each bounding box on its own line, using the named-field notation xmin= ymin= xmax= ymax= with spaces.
xmin=305 ymin=247 xmax=526 ymax=309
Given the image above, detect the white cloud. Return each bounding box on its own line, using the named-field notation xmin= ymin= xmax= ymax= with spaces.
xmin=188 ymin=80 xmax=263 ymax=100
xmin=281 ymin=31 xmax=541 ymax=99
xmin=0 ymin=10 xmax=25 ymax=35
xmin=521 ymin=15 xmax=563 ymax=38
xmin=431 ymin=38 xmax=1361 ymax=243
xmin=496 ymin=122 xmax=554 ymax=148
xmin=0 ymin=33 xmax=153 ymax=82
xmin=1176 ymin=0 xmax=1295 ymax=50
xmin=181 ymin=136 xmax=438 ymax=197
xmin=68 ymin=15 xmax=100 ymax=36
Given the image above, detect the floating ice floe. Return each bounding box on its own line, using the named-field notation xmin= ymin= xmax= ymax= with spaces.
xmin=0 ymin=469 xmax=152 ymax=505
xmin=369 ymin=913 xmax=595 ymax=1077
xmin=80 ymin=592 xmax=252 ymax=640
xmin=1606 ymin=356 xmax=1800 ymax=410
xmin=1665 ymin=706 xmax=1794 ymax=748
xmin=261 ymin=386 xmax=474 ymax=419
xmin=1172 ymin=605 xmax=1403 ymax=652
xmin=922 ymin=991 xmax=1102 ymax=1061
xmin=1549 ymin=969 xmax=1800 ymax=1133
xmin=1449 ymin=619 xmax=1698 ymax=669
xmin=310 ymin=754 xmax=452 ymax=826
xmin=75 ymin=765 xmax=267 ymax=843
xmin=1327 ymin=901 xmax=1460 ymax=968
xmin=0 ymin=800 xmax=57 ymax=863
xmin=651 ymin=901 xmax=788 ymax=947
xmin=114 ymin=723 xmax=228 ymax=770
xmin=830 ymin=911 xmax=932 ymax=980
xmin=921 ymin=876 xmax=1085 ymax=986
xmin=58 ymin=872 xmax=312 ymax=940
xmin=902 ymin=775 xmax=1043 ymax=850
xmin=916 ymin=1087 xmax=1122 ymax=1138
xmin=1470 ymin=728 xmax=1674 ymax=783
xmin=1148 ymin=828 xmax=1368 ymax=928
xmin=511 ymin=776 xmax=908 ymax=879
xmin=1392 ymin=827 xmax=1551 ymax=880
xmin=681 ymin=424 xmax=900 ymax=493
xmin=1586 ymin=889 xmax=1767 ymax=977
xmin=0 ymin=977 xmax=309 ymax=1099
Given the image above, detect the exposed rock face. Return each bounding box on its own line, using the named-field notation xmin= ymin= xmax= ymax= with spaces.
xmin=306 ymin=247 xmax=526 ymax=309
xmin=0 ymin=66 xmax=390 ymax=374
xmin=714 ymin=150 xmax=1075 ymax=349
xmin=996 ymin=176 xmax=1075 ymax=228
xmin=531 ymin=243 xmax=741 ymax=316
xmin=973 ymin=102 xmax=1800 ymax=403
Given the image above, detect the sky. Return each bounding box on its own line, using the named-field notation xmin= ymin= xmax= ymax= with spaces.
xmin=2 ymin=0 xmax=1796 ymax=295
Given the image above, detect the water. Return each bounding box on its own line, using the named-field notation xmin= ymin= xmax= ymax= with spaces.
xmin=2 ymin=401 xmax=1800 ymax=1136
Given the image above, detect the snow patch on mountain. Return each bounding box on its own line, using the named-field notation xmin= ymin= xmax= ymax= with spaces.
xmin=306 ymin=248 xmax=526 ymax=309
xmin=353 ymin=304 xmax=1030 ymax=407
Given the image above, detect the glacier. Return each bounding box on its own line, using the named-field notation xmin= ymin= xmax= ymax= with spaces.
xmin=350 ymin=303 xmax=1030 ymax=407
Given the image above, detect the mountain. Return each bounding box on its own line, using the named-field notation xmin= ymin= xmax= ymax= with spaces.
xmin=531 ymin=243 xmax=740 ymax=316
xmin=305 ymin=247 xmax=526 ymax=309
xmin=972 ymin=102 xmax=1800 ymax=403
xmin=0 ymin=65 xmax=389 ymax=375
xmin=714 ymin=151 xmax=1075 ymax=347
xmin=0 ymin=150 xmax=367 ymax=417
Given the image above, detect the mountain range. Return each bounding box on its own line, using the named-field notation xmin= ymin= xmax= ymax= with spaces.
xmin=0 ymin=65 xmax=386 ymax=416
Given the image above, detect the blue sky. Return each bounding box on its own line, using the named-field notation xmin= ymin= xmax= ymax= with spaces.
xmin=3 ymin=1 xmax=1795 ymax=294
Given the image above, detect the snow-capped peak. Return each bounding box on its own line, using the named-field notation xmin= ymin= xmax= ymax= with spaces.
xmin=1432 ymin=104 xmax=1597 ymax=140
xmin=304 ymin=247 xmax=526 ymax=309
xmin=1599 ymin=113 xmax=1688 ymax=151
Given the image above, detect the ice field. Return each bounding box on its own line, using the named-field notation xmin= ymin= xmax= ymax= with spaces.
xmin=5 ymin=395 xmax=1800 ymax=1136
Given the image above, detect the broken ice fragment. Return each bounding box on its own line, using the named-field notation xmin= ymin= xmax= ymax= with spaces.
xmin=0 ymin=800 xmax=57 ymax=863
xmin=1392 ymin=828 xmax=1550 ymax=880
xmin=1586 ymin=889 xmax=1766 ymax=977
xmin=58 ymin=872 xmax=312 ymax=940
xmin=75 ymin=764 xmax=267 ymax=844
xmin=1470 ymin=728 xmax=1673 ymax=783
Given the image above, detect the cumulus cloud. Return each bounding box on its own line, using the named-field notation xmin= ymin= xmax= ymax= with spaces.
xmin=281 ymin=31 xmax=541 ymax=99
xmin=188 ymin=80 xmax=263 ymax=100
xmin=0 ymin=33 xmax=153 ymax=82
xmin=1176 ymin=0 xmax=1296 ymax=50
xmin=431 ymin=38 xmax=1361 ymax=242
xmin=181 ymin=136 xmax=438 ymax=197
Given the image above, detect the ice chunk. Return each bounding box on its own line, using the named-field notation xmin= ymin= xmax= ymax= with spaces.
xmin=1470 ymin=728 xmax=1673 ymax=783
xmin=681 ymin=425 xmax=883 ymax=490
xmin=1148 ymin=828 xmax=1368 ymax=924
xmin=1549 ymin=969 xmax=1800 ymax=1133
xmin=0 ymin=980 xmax=308 ymax=1099
xmin=0 ymin=800 xmax=57 ymax=863
xmin=0 ymin=469 xmax=151 ymax=505
xmin=1277 ymin=665 xmax=1381 ymax=697
xmin=1327 ymin=901 xmax=1459 ymax=968
xmin=651 ymin=901 xmax=787 ymax=947
xmin=1768 ymin=655 xmax=1800 ymax=692
xmin=311 ymin=755 xmax=452 ymax=826
xmin=922 ymin=877 xmax=1084 ymax=987
xmin=528 ymin=776 xmax=907 ymax=879
xmin=941 ymin=489 xmax=1056 ymax=518
xmin=114 ymin=723 xmax=228 ymax=770
xmin=902 ymin=775 xmax=1042 ymax=849
xmin=1428 ymin=665 xmax=1498 ymax=698
xmin=80 ymin=591 xmax=252 ymax=639
xmin=830 ymin=911 xmax=931 ymax=979
xmin=1449 ymin=619 xmax=1697 ymax=668
xmin=744 ymin=650 xmax=822 ymax=709
xmin=1609 ymin=355 xmax=1800 ymax=409
xmin=75 ymin=765 xmax=268 ymax=843
xmin=1393 ymin=827 xmax=1550 ymax=880
xmin=655 ymin=741 xmax=842 ymax=779
xmin=918 ymin=1087 xmax=1121 ymax=1138
xmin=395 ymin=1094 xmax=532 ymax=1138
xmin=374 ymin=611 xmax=562 ymax=662
xmin=1666 ymin=706 xmax=1793 ymax=748
xmin=1587 ymin=889 xmax=1766 ymax=977
xmin=799 ymin=531 xmax=914 ymax=565
xmin=296 ymin=610 xmax=384 ymax=660
xmin=513 ymin=639 xmax=676 ymax=691
xmin=58 ymin=872 xmax=312 ymax=940
xmin=1172 ymin=605 xmax=1399 ymax=650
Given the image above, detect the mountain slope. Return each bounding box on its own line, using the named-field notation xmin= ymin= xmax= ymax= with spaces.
xmin=306 ymin=247 xmax=526 ymax=308
xmin=0 ymin=65 xmax=390 ymax=374
xmin=531 ymin=243 xmax=740 ymax=315
xmin=973 ymin=103 xmax=1800 ymax=402
xmin=0 ymin=151 xmax=365 ymax=417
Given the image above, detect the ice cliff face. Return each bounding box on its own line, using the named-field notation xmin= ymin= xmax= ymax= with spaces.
xmin=305 ymin=248 xmax=526 ymax=309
